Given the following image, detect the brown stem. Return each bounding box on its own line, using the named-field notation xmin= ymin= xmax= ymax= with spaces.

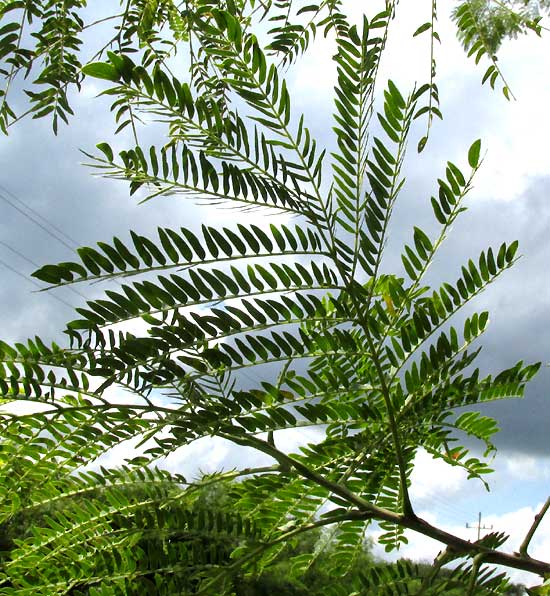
xmin=221 ymin=432 xmax=550 ymax=577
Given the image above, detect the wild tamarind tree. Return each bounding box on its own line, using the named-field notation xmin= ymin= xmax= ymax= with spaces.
xmin=0 ymin=1 xmax=549 ymax=594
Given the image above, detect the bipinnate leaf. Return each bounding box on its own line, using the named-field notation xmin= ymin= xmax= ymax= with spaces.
xmin=1 ymin=2 xmax=548 ymax=593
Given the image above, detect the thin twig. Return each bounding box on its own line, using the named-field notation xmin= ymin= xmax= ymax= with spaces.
xmin=466 ymin=554 xmax=483 ymax=596
xmin=82 ymin=13 xmax=125 ymax=30
xmin=465 ymin=0 xmax=516 ymax=100
xmin=519 ymin=496 xmax=550 ymax=557
xmin=414 ymin=547 xmax=457 ymax=595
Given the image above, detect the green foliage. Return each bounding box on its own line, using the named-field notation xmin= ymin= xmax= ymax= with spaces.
xmin=454 ymin=0 xmax=548 ymax=54
xmin=452 ymin=0 xmax=549 ymax=100
xmin=3 ymin=476 xmax=527 ymax=595
xmin=0 ymin=1 xmax=546 ymax=134
xmin=0 ymin=1 xmax=549 ymax=595
xmin=0 ymin=469 xmax=260 ymax=594
xmin=0 ymin=0 xmax=87 ymax=133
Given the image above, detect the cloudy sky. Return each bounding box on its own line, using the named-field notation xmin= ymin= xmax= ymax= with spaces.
xmin=1 ymin=1 xmax=549 ymax=586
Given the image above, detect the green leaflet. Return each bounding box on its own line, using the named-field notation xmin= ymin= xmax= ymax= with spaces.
xmin=82 ymin=62 xmax=120 ymax=82
xmin=468 ymin=138 xmax=482 ymax=168
xmin=32 ymin=224 xmax=325 ymax=286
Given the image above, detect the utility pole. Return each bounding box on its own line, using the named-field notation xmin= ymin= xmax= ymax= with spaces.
xmin=466 ymin=512 xmax=493 ymax=541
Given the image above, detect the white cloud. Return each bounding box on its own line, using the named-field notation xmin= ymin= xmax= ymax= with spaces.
xmin=274 ymin=425 xmax=326 ymax=454
xmin=470 ymin=34 xmax=550 ymax=203
xmin=409 ymin=448 xmax=470 ymax=503
xmin=163 ymin=435 xmax=236 ymax=479
xmin=370 ymin=509 xmax=442 ymax=564
xmin=289 ymin=0 xmax=550 ymax=205
xmin=474 ymin=503 xmax=550 ymax=587
xmin=86 ymin=435 xmax=147 ymax=470
xmin=106 ymin=316 xmax=151 ymax=338
xmin=162 ymin=426 xmax=325 ymax=480
xmin=505 ymin=453 xmax=550 ymax=482
xmin=89 ymin=411 xmax=326 ymax=483
xmin=369 ymin=450 xmax=550 ymax=586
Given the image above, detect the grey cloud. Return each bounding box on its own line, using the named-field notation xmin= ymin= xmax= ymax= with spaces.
xmin=0 ymin=87 xmax=215 ymax=342
xmin=387 ymin=166 xmax=550 ymax=455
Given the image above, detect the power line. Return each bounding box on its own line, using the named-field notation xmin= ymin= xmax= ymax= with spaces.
xmin=0 ymin=184 xmax=90 ymax=306
xmin=0 ymin=185 xmax=125 ymax=294
xmin=0 ymin=240 xmax=40 ymax=268
xmin=415 ymin=495 xmax=469 ymax=524
xmin=0 ymin=188 xmax=76 ymax=251
xmin=0 ymin=240 xmax=88 ymax=300
xmin=0 ymin=257 xmax=75 ymax=311
xmin=0 ymin=183 xmax=78 ymax=247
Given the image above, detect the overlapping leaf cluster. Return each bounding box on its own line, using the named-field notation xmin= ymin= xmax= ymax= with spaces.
xmin=0 ymin=1 xmax=547 ymax=594
xmin=452 ymin=0 xmax=548 ymax=100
